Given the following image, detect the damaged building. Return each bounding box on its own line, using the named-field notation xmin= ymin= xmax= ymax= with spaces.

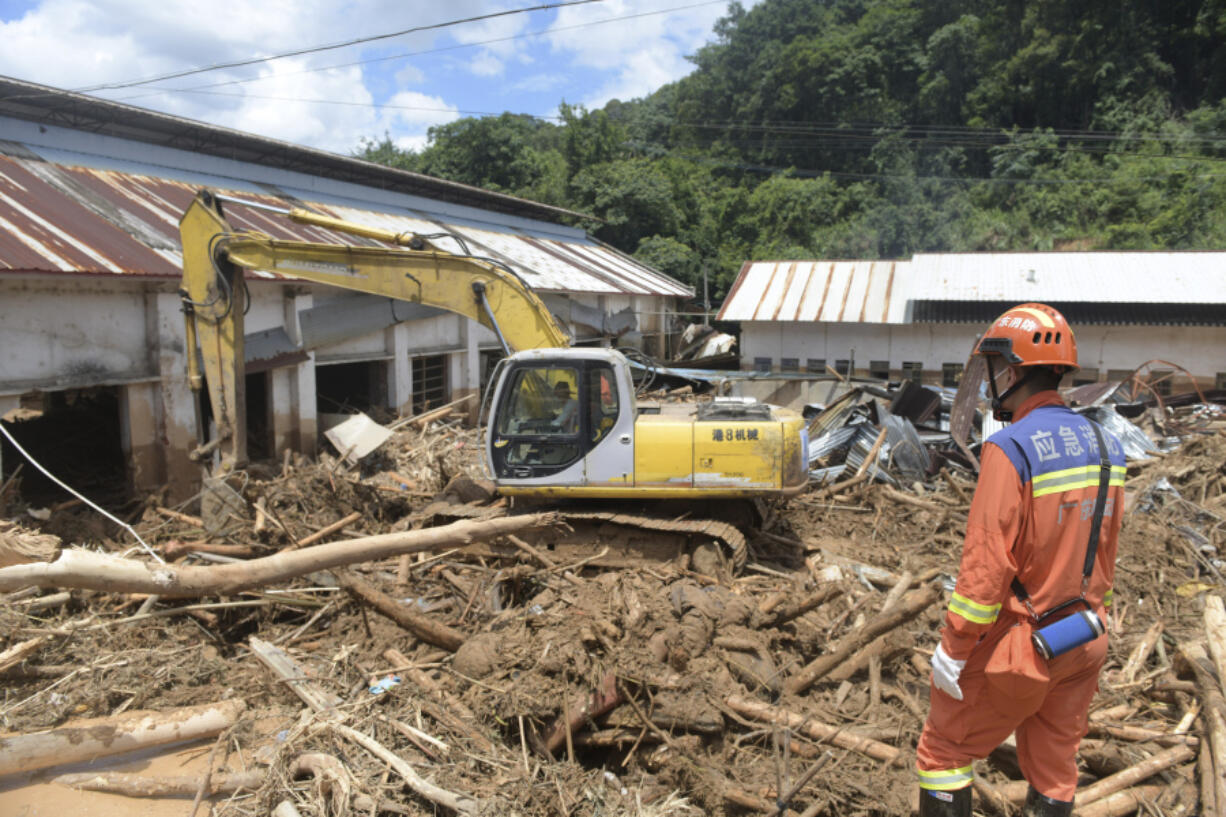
xmin=720 ymin=254 xmax=1226 ymax=393
xmin=0 ymin=76 xmax=692 ymax=504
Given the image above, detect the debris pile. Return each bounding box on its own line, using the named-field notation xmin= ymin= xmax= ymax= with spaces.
xmin=0 ymin=382 xmax=1224 ymax=816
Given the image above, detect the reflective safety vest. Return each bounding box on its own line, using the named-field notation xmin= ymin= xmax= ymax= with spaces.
xmin=941 ymin=392 xmax=1126 ymax=660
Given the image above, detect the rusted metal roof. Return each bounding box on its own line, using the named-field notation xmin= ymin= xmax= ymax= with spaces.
xmin=0 ymin=151 xmax=691 ymax=297
xmin=0 ymin=75 xmax=587 ymax=226
xmin=717 ymin=260 xmax=909 ymax=323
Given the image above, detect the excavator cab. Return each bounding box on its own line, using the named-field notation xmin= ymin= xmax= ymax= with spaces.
xmin=486 ymin=348 xmax=634 ymax=488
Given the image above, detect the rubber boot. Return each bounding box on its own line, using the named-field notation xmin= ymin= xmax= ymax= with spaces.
xmin=1022 ymin=785 xmax=1073 ymax=817
xmin=918 ymin=786 xmax=971 ymax=817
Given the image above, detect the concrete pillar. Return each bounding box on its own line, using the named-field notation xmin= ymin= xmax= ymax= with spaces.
xmin=459 ymin=316 xmax=480 ymax=423
xmin=287 ymin=293 xmax=317 ymax=458
xmin=270 ymin=291 xmax=317 ymax=459
xmin=270 ymin=367 xmax=294 ymax=457
xmin=153 ymin=292 xmax=202 ymax=504
xmin=387 ymin=322 xmax=413 ymax=416
xmin=120 ymin=381 xmax=162 ymax=493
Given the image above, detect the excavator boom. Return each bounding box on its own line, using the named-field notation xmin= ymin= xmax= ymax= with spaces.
xmin=179 ymin=189 xmax=568 ymax=472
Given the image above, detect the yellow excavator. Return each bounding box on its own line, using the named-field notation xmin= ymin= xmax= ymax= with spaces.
xmin=179 ymin=190 xmax=807 ymax=559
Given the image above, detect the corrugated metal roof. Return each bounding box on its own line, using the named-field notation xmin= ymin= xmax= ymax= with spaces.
xmin=719 ymin=252 xmax=1226 ymax=325
xmin=0 ymin=75 xmax=587 ymax=225
xmin=910 ymin=252 xmax=1226 ymax=304
xmin=0 ymin=151 xmax=691 ymax=297
xmin=717 ymin=260 xmax=909 ymax=323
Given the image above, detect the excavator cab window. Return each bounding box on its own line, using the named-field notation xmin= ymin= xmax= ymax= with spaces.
xmin=490 ymin=361 xmax=622 ymax=479
xmin=590 ymin=366 xmax=618 ymax=442
xmin=495 ymin=366 xmax=582 ymax=470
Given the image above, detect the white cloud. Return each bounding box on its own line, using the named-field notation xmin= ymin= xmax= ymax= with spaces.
xmin=544 ymin=0 xmax=763 ymax=107
xmin=0 ymin=1 xmax=472 ymax=152
xmin=469 ymin=51 xmax=505 ymax=78
xmin=0 ymin=0 xmax=764 ymax=154
xmin=393 ymin=63 xmax=425 ymax=86
xmin=377 ymin=90 xmax=461 ymax=152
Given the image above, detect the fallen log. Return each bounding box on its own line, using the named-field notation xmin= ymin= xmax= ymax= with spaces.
xmin=0 ymin=513 xmax=555 ymax=597
xmin=1177 ymin=642 xmax=1226 ymax=810
xmin=53 ymin=769 xmax=265 ymax=796
xmin=785 ymin=582 xmax=941 ymax=695
xmin=1205 ymin=595 xmax=1226 ymax=695
xmin=1086 ymin=722 xmax=1200 ymax=746
xmin=337 ymin=571 xmax=466 ymax=652
xmin=1075 ymin=785 xmax=1165 ymax=817
xmin=542 ymin=671 xmax=624 ymax=756
xmin=763 ymin=583 xmax=845 ymax=628
xmin=1073 ymin=744 xmax=1195 ymax=807
xmin=724 ymin=694 xmax=905 ymax=766
xmin=0 ymin=699 xmax=246 ymax=776
xmin=1118 ymin=620 xmax=1163 ymax=684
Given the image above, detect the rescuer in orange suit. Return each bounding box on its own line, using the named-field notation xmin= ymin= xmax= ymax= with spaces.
xmin=915 ymin=304 xmax=1126 ymax=817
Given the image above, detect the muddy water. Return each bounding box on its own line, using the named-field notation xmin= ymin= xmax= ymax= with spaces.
xmin=0 ymin=738 xmax=223 ymax=816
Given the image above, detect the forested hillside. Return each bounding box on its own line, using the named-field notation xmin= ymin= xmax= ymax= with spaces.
xmin=357 ymin=0 xmax=1226 ymax=298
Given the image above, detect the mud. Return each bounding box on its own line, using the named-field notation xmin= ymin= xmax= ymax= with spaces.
xmin=0 ymin=405 xmax=1221 ymax=815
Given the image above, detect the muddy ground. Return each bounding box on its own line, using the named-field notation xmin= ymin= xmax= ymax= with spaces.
xmin=1 ymin=413 xmax=1223 ymax=816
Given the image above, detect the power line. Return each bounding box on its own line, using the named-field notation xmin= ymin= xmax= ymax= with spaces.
xmin=635 ymin=145 xmax=1226 ymax=186
xmin=73 ymin=0 xmax=606 ymax=93
xmin=111 ymin=0 xmax=727 ymax=101
xmin=115 ymin=86 xmax=1226 ymax=165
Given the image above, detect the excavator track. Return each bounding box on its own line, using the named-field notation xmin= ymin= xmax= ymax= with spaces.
xmin=556 ymin=511 xmax=748 ymax=573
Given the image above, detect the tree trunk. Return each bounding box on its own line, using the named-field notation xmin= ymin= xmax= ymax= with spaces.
xmin=0 ymin=699 xmax=246 ymax=776
xmin=0 ymin=514 xmax=553 ymax=597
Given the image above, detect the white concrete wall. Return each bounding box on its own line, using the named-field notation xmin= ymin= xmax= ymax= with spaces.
xmin=740 ymin=320 xmax=1226 ymax=385
xmin=1 ymin=273 xmax=688 ymax=498
xmin=740 ymin=321 xmax=979 ymax=377
xmin=0 ymin=277 xmax=157 ymax=393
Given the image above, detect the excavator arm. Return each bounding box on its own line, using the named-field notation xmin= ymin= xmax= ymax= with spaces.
xmin=179 ymin=189 xmax=569 ymax=473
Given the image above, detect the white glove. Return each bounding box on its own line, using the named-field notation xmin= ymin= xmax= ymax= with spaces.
xmin=931 ymin=643 xmax=966 ymax=700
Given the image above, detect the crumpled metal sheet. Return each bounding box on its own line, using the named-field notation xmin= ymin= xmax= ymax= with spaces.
xmin=843 ymin=424 xmax=897 ymax=485
xmin=880 ymin=412 xmax=932 ymax=482
xmin=1078 ymin=405 xmax=1160 ymax=461
xmin=808 ymin=423 xmax=861 ymax=463
xmin=809 ymin=465 xmax=844 ymax=485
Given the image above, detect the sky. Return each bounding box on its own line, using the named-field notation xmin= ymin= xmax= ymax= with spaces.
xmin=0 ymin=0 xmax=757 ymax=155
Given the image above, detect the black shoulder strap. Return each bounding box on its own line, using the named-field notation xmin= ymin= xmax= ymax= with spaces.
xmin=1011 ymin=420 xmax=1113 ymax=615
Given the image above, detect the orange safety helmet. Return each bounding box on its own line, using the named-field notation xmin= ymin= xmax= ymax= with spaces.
xmin=976 ymin=303 xmax=1078 ymax=372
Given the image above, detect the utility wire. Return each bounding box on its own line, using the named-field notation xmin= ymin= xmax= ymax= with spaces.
xmin=111 ymin=86 xmax=1226 ymax=165
xmin=111 ymin=0 xmax=727 ymax=101
xmin=638 ymin=146 xmax=1226 ymax=185
xmin=73 ymin=0 xmax=606 ymax=93
xmin=118 ymin=89 xmax=1226 ymax=149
